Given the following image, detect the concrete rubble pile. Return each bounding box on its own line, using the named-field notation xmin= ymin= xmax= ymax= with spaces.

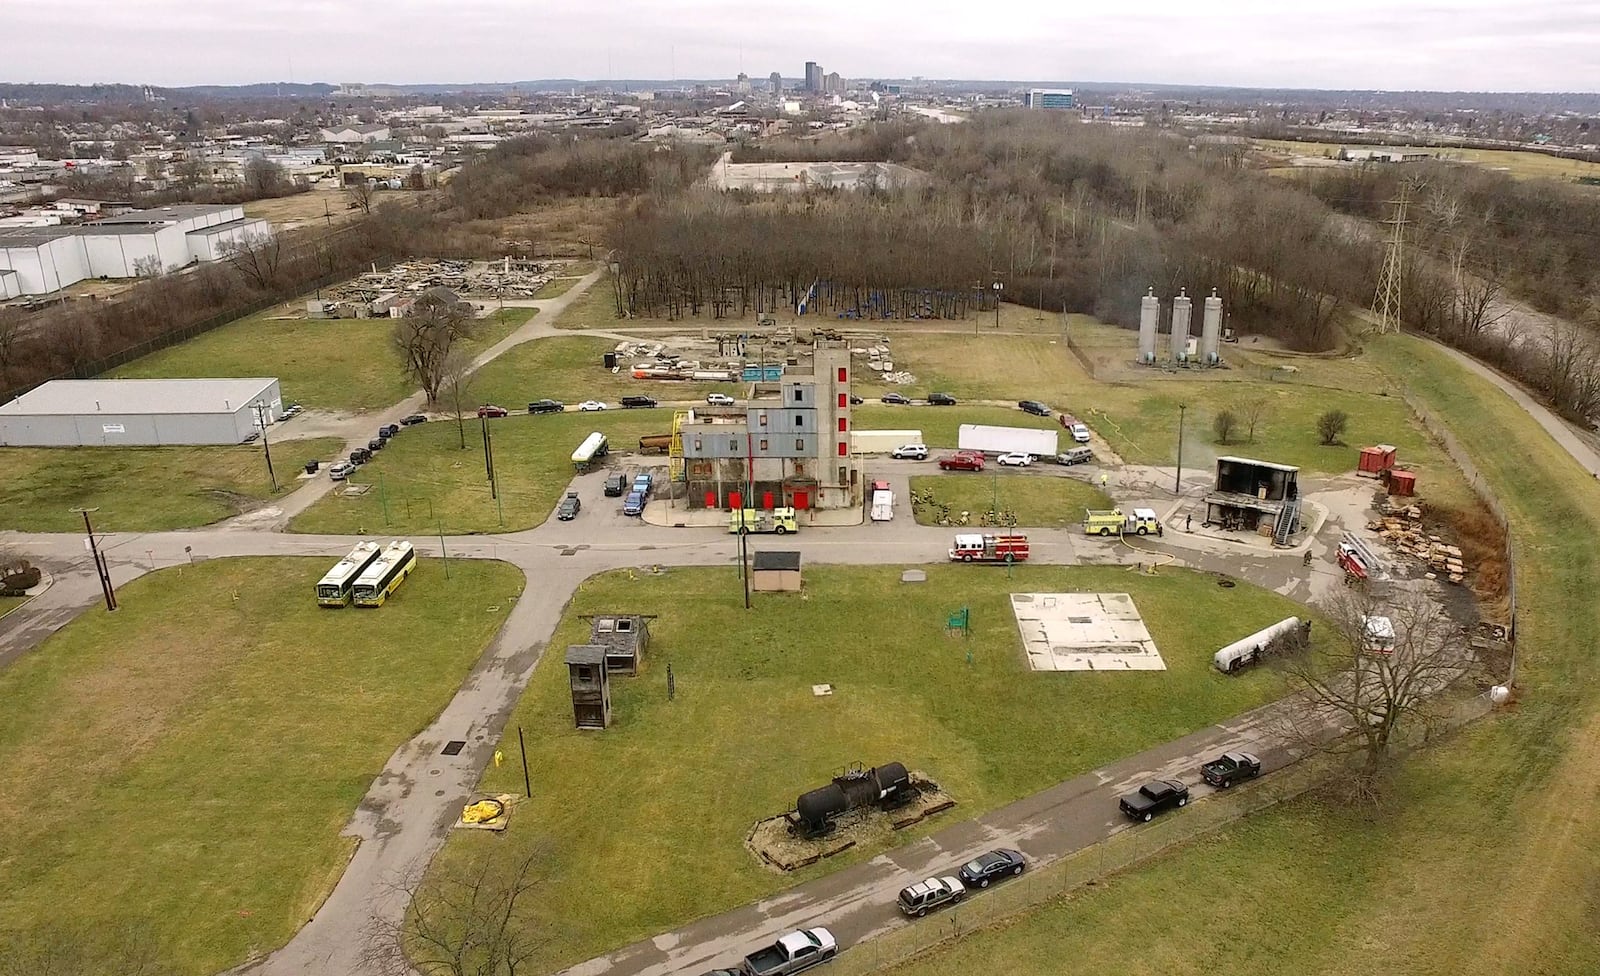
xmin=328 ymin=258 xmax=561 ymax=308
xmin=1368 ymin=503 xmax=1466 ymax=584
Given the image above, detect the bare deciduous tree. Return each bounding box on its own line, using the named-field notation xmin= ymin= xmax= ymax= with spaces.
xmin=1212 ymin=409 xmax=1239 ymax=445
xmin=1273 ymin=587 xmax=1468 ymax=802
xmin=365 ymin=850 xmax=547 ymax=976
xmin=1316 ymin=409 xmax=1349 ymax=446
xmin=132 ymin=254 xmax=163 ymax=279
xmin=221 ymin=230 xmax=284 ymax=290
xmin=1242 ymin=396 xmax=1269 ymax=443
xmin=439 ymin=348 xmax=476 ymax=449
xmin=394 ymin=294 xmax=476 ymax=405
xmin=0 ymin=309 xmax=22 ymax=385
xmin=345 ymin=177 xmax=376 ymax=215
xmin=244 ymin=157 xmax=288 ymax=198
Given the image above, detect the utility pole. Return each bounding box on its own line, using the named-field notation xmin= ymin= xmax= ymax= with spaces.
xmin=992 ymin=279 xmax=1004 ymax=329
xmin=1374 ymin=180 xmax=1412 ymax=333
xmin=479 ymin=413 xmax=496 ymax=496
xmin=72 ymin=507 xmax=117 ymax=611
xmin=252 ymin=403 xmax=278 ymax=492
xmin=1174 ymin=403 xmax=1187 ymax=495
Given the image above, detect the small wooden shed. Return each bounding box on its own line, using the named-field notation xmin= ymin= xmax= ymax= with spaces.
xmin=583 ymin=614 xmax=653 ymax=676
xmin=752 ymin=551 xmax=802 ymax=592
xmin=566 ymin=644 xmax=611 ymax=730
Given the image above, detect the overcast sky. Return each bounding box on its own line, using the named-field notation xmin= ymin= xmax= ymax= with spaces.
xmin=9 ymin=0 xmax=1599 ymax=91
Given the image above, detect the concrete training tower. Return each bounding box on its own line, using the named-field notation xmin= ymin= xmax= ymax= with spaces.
xmin=1138 ymin=287 xmax=1159 ymax=364
xmin=1200 ymin=288 xmax=1223 ymax=365
xmin=1169 ymin=289 xmax=1192 ymax=363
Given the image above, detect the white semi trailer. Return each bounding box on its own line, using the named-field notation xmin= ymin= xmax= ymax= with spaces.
xmin=957 ymin=424 xmax=1058 ymax=458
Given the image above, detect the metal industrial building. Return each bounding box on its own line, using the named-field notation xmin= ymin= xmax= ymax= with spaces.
xmin=0 ymin=204 xmax=272 ymax=298
xmin=0 ymin=377 xmax=282 ymax=446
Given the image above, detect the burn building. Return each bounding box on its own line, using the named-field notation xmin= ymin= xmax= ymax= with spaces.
xmin=1204 ymin=456 xmax=1302 ymax=545
xmin=675 ymin=344 xmax=858 ymax=511
xmin=566 ymin=644 xmax=611 ymax=730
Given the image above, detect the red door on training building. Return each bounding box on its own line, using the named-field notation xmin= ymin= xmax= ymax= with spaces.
xmin=703 ymin=491 xmax=717 ymax=509
xmin=793 ymin=490 xmax=810 ymax=510
xmin=729 ymin=490 xmax=743 ymax=509
xmin=762 ymin=491 xmax=774 ymax=510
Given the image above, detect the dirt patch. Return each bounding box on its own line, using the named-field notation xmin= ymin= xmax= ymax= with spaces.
xmin=745 ymin=776 xmax=956 ymax=872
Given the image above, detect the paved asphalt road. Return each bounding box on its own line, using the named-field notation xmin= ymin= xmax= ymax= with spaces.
xmin=0 ymin=296 xmax=1562 ymax=976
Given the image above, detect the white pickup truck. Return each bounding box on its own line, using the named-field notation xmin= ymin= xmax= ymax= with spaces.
xmin=740 ymin=928 xmax=838 ymax=976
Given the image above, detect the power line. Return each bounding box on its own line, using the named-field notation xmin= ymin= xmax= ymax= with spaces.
xmin=1373 ymin=181 xmax=1413 ymax=334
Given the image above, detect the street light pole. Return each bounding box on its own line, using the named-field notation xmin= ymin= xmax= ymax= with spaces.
xmin=72 ymin=507 xmax=117 ymax=611
xmin=993 ymin=280 xmax=1004 ymax=329
xmin=1175 ymin=403 xmax=1187 ymax=495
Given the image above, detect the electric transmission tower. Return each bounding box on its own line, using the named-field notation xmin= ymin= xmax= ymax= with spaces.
xmin=1373 ymin=181 xmax=1413 ymax=333
xmin=1135 ymin=145 xmax=1154 ymax=226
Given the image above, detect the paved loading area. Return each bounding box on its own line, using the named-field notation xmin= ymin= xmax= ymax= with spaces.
xmin=1010 ymin=592 xmax=1165 ymax=671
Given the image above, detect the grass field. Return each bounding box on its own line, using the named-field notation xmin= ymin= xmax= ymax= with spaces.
xmin=532 ymin=275 xmax=582 ymax=299
xmin=0 ymin=595 xmax=25 ymax=618
xmin=0 ymin=556 xmax=524 ymax=975
xmin=1251 ymin=137 xmax=1600 ymax=184
xmin=288 ymin=410 xmax=670 ymax=535
xmin=863 ymin=330 xmax=1459 ymax=480
xmin=883 ymin=334 xmax=1600 ymax=976
xmin=116 ymin=305 xmax=534 ymax=414
xmin=911 ymin=474 xmax=1112 ymax=529
xmin=469 ymin=335 xmax=743 ymax=409
xmin=0 ymin=438 xmax=344 ymax=532
xmin=431 ymin=564 xmax=1341 ymax=973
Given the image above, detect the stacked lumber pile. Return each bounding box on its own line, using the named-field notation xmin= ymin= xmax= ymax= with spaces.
xmin=1367 ymin=504 xmax=1466 ymax=584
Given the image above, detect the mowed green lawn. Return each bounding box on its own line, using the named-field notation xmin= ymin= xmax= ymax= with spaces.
xmin=0 ymin=438 xmax=344 ymax=532
xmin=884 ymin=335 xmax=1600 ymax=976
xmin=0 ymin=556 xmax=524 ymax=975
xmin=911 ymin=474 xmax=1112 ymax=529
xmin=469 ymin=335 xmax=743 ymax=409
xmin=116 ymin=305 xmax=534 ymax=413
xmin=288 ymin=410 xmax=672 ymax=535
xmin=431 ymin=564 xmax=1339 ymax=973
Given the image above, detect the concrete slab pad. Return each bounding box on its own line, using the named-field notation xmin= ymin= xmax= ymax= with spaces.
xmin=1009 ymin=592 xmax=1166 ymax=671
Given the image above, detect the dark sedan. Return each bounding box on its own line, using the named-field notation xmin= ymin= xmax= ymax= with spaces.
xmin=957 ymin=848 xmax=1025 ymax=889
xmin=556 ymin=492 xmax=582 ymax=521
xmin=881 ymin=392 xmax=911 ymax=405
xmin=400 ymin=414 xmax=427 ymax=426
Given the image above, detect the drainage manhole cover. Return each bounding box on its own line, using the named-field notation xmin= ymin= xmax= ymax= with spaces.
xmin=442 ymin=740 xmax=466 ymax=756
xmin=560 ymin=548 xmax=578 ymax=556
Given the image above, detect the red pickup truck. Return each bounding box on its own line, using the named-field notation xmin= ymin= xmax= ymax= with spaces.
xmin=938 ymin=450 xmax=985 ymax=471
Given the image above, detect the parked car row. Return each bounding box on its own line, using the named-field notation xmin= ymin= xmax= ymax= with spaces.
xmin=709 ymin=753 xmax=1266 ymax=973
xmin=879 ymin=392 xmax=957 ymax=406
xmin=1119 ymin=751 xmax=1263 ymax=822
xmin=329 ymin=419 xmax=416 ymax=480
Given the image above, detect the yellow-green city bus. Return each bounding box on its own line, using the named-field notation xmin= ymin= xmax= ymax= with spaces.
xmin=316 ymin=541 xmax=383 ymax=607
xmin=352 ymin=540 xmax=417 ymax=608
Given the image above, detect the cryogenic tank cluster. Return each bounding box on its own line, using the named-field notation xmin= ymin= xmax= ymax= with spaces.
xmin=1137 ymin=287 xmax=1225 ymax=366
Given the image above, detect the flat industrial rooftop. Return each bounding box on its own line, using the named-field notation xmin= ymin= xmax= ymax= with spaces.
xmin=1009 ymin=592 xmax=1166 ymax=671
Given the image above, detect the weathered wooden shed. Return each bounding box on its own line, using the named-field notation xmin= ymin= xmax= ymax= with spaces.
xmin=566 ymin=644 xmax=611 ymax=730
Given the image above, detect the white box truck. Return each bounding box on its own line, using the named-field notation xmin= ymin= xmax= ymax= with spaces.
xmin=957 ymin=424 xmax=1058 ymax=458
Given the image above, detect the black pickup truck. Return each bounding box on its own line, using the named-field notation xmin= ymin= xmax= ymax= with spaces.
xmin=1200 ymin=752 xmax=1261 ymax=789
xmin=1118 ymin=780 xmax=1189 ymax=822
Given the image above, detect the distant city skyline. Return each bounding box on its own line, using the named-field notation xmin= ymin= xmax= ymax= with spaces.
xmin=6 ymin=0 xmax=1597 ymax=93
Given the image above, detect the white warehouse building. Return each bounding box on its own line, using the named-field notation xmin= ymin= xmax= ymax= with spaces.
xmin=0 ymin=204 xmax=272 ymax=298
xmin=0 ymin=377 xmax=283 ymax=446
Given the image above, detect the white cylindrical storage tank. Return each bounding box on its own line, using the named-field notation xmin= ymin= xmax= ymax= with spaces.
xmin=1213 ymin=616 xmax=1303 ymax=674
xmin=1138 ymin=288 xmax=1159 ymax=364
xmin=1201 ymin=289 xmax=1223 ymax=365
xmin=1170 ymin=289 xmax=1192 ymax=363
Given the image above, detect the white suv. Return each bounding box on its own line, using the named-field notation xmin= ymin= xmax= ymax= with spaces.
xmin=1069 ymin=423 xmax=1092 ymax=444
xmin=706 ymin=393 xmax=736 ymax=406
xmin=891 ymin=444 xmax=929 ymax=460
xmin=328 ymin=461 xmax=356 ymax=481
